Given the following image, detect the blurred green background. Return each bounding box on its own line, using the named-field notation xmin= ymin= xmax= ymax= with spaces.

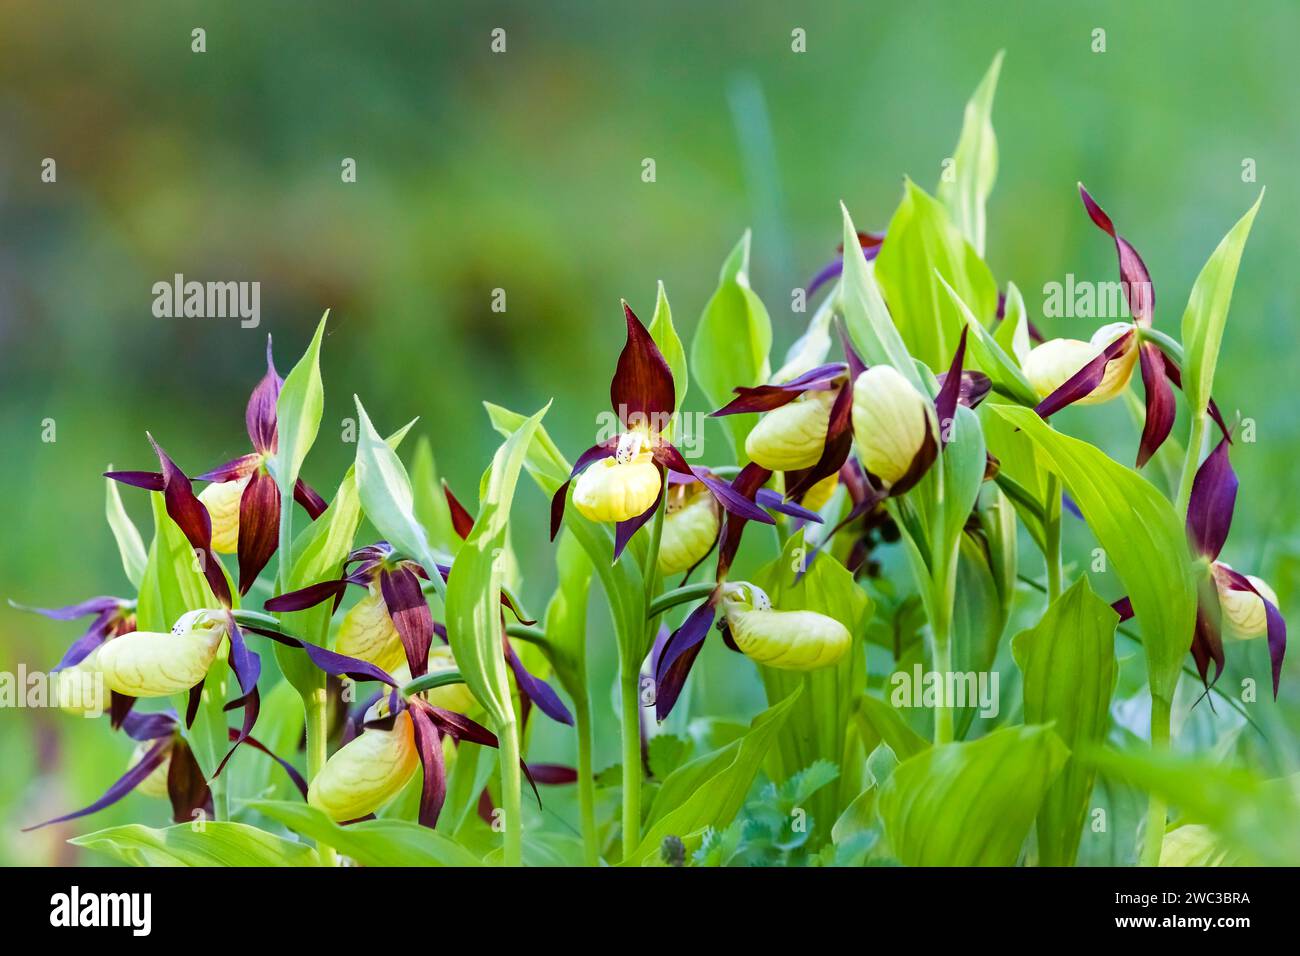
xmin=2 ymin=1 xmax=1298 ymax=864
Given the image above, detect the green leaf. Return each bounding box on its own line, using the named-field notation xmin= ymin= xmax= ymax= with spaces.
xmin=71 ymin=821 xmax=319 ymax=867
xmin=937 ymin=50 xmax=1003 ymax=257
xmin=410 ymin=435 xmax=459 ymax=556
xmin=270 ymin=312 xmax=328 ymax=590
xmin=353 ymin=397 xmax=443 ymax=596
xmin=689 ymin=230 xmax=773 ymax=457
xmin=878 ymin=724 xmax=1068 ymax=866
xmin=1012 ymin=577 xmax=1119 ymax=865
xmin=838 ymin=202 xmax=922 ymax=388
xmin=1180 ymin=190 xmax=1264 ymax=421
xmin=855 ymin=694 xmax=930 ymax=761
xmin=250 ymin=800 xmax=482 ymax=866
xmin=625 ymin=687 xmax=802 ymax=865
xmin=541 ymin=527 xmax=594 ymax=702
xmin=647 ymin=280 xmax=688 ymax=416
xmin=484 ymin=401 xmax=570 ymax=494
xmin=875 ymin=179 xmax=998 ymax=371
xmin=104 ymin=471 xmax=147 ymax=589
xmin=445 ymin=403 xmax=550 ymax=728
xmin=989 ymin=405 xmax=1197 ymax=706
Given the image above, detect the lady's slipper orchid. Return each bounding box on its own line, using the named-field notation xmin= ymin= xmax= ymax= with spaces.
xmin=1115 ymin=436 xmax=1286 ymax=695
xmin=1032 ymin=186 xmax=1230 ymax=467
xmin=550 ymin=302 xmax=773 ymax=559
xmin=107 ymin=339 xmax=328 ymax=596
xmin=97 ymin=609 xmax=227 ymax=698
xmin=23 ymin=709 xmax=306 ymax=831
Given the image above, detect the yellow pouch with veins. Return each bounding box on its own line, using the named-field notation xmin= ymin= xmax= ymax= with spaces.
xmin=727 ymin=608 xmax=851 ymax=670
xmin=572 ymin=451 xmax=661 ymax=523
xmin=745 ymin=389 xmax=836 ymax=472
xmin=308 ymin=706 xmax=419 ymax=821
xmin=658 ymin=489 xmax=719 ymax=574
xmin=336 ymin=585 xmax=406 ymax=674
xmin=97 ymin=616 xmax=225 ymax=698
xmin=198 ymin=476 xmax=249 ymax=554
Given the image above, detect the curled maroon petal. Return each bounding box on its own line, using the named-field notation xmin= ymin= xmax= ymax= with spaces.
xmin=651 ymin=599 xmax=717 ymax=721
xmin=1186 ymin=435 xmax=1236 ymax=561
xmin=408 ymin=704 xmax=448 ymax=829
xmin=104 ymin=470 xmax=165 ymax=491
xmin=293 ymin=479 xmax=329 ymax=520
xmin=239 ymin=731 xmax=309 ymax=798
xmin=1158 ymin=351 xmax=1233 ymax=442
xmin=121 ymin=709 xmax=178 ymax=741
xmin=525 ymin=764 xmax=579 ymax=785
xmin=442 ymin=480 xmax=476 ymax=541
xmin=195 ymin=454 xmax=262 ymax=484
xmin=237 ymin=469 xmax=281 ymax=596
xmin=934 ymin=327 xmax=969 ymax=449
xmin=1136 ymin=342 xmax=1176 ymax=468
xmin=1033 ymin=330 xmax=1136 ymax=420
xmin=716 ymin=464 xmax=773 ymax=580
xmin=755 ymin=488 xmax=823 ymax=523
xmin=246 ymin=336 xmax=283 ymax=455
xmin=1078 ymin=185 xmax=1155 ymax=326
xmin=379 ymin=567 xmax=434 ymax=679
xmin=612 ymin=301 xmax=676 ymax=433
xmin=167 ymin=738 xmax=214 ymax=824
xmin=240 ymin=624 xmax=398 ymax=686
xmin=263 ymin=578 xmax=351 ymax=613
xmin=148 ymin=434 xmax=232 ymax=608
xmin=504 ymin=636 xmax=573 ymax=725
xmin=784 ymin=382 xmax=854 ymax=500
xmin=1217 ymin=564 xmax=1287 ymax=698
xmin=710 ymin=364 xmax=846 ymax=417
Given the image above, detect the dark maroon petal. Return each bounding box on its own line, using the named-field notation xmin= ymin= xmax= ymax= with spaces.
xmin=550 ymin=439 xmax=620 ymax=540
xmin=1078 ymin=184 xmax=1155 ymax=327
xmin=241 ymin=732 xmax=309 ymax=798
xmin=885 ymin=413 xmax=939 ymax=499
xmin=503 ymin=636 xmax=573 ymax=725
xmin=167 ymin=738 xmax=214 ymax=823
xmin=549 ymin=480 xmax=572 ymax=541
xmin=245 ymin=336 xmax=283 ymax=455
xmin=784 ymin=383 xmax=854 ymax=501
xmin=195 ymin=454 xmax=262 ymax=483
xmin=185 ymin=681 xmax=203 ymax=727
xmin=936 ymin=370 xmax=992 ymax=410
xmin=1136 ymin=342 xmax=1176 ymax=468
xmin=1186 ymin=436 xmax=1236 ymax=561
xmin=700 ymin=475 xmax=776 ymax=527
xmin=525 ymin=764 xmax=579 ymax=785
xmin=241 ymin=624 xmax=398 ymax=686
xmin=215 ymin=682 xmax=261 ymax=778
xmin=149 ymin=434 xmax=232 ymax=608
xmin=293 ymin=479 xmax=329 ymax=520
xmin=755 ymin=488 xmax=823 ymax=523
xmin=104 ymin=470 xmax=166 ymax=491
xmin=22 ymin=738 xmax=170 ymax=831
xmin=425 ymin=705 xmax=499 ymax=748
xmin=499 ymin=591 xmax=536 ymax=627
xmin=408 ymin=704 xmax=447 ymax=829
xmin=612 ymin=301 xmax=676 ymax=431
xmin=838 ymin=322 xmax=868 ymax=382
xmin=1190 ymin=576 xmax=1226 ymax=693
xmin=237 ymin=469 xmax=281 ymax=596
xmin=1217 ymin=565 xmax=1287 ymax=698
xmin=613 ymin=478 xmax=665 ymax=563
xmin=264 ymin=578 xmax=350 ymax=613
xmin=442 ymin=480 xmax=476 ymax=541
xmin=934 ymin=328 xmax=969 ymax=448
xmin=716 ymin=463 xmax=774 ymax=580
xmin=1033 ymin=330 xmax=1136 ymax=420
xmin=710 ymin=364 xmax=846 ymax=417
xmin=224 ymin=615 xmax=261 ymax=697
xmin=379 ymin=567 xmax=434 ymax=679
xmin=1112 ymin=596 xmax=1135 ymax=622
xmin=652 ymin=599 xmax=717 ymax=721
xmin=109 ymin=692 xmax=136 ymax=729
xmin=806 ymin=232 xmax=885 ymax=300
xmin=122 ymin=709 xmax=179 ymax=741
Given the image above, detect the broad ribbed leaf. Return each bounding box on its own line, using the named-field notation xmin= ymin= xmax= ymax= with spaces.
xmin=937 ymin=51 xmax=1003 ymax=257
xmin=990 ymin=405 xmax=1197 ymax=707
xmin=878 ymin=724 xmax=1068 ymax=866
xmin=71 ymin=821 xmax=319 ymax=867
xmin=838 ymin=203 xmax=921 ymax=388
xmin=1181 ymin=190 xmax=1264 ymax=420
xmin=689 ymin=231 xmax=773 ymax=457
xmin=1012 ymin=577 xmax=1118 ymax=865
xmin=875 ymin=179 xmax=998 ymax=371
xmin=445 ymin=404 xmax=549 ymax=728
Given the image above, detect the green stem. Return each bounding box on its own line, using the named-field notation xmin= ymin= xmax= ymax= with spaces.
xmin=619 ymin=662 xmax=642 ymax=860
xmin=574 ymin=698 xmax=600 ymax=866
xmin=931 ymin=600 xmax=954 ymax=745
xmin=1140 ymin=694 xmax=1172 ymax=867
xmin=647 ymin=582 xmax=716 ymax=618
xmin=1044 ymin=473 xmax=1063 ymax=603
xmin=498 ymin=719 xmax=524 ymax=867
xmin=304 ymin=680 xmax=337 ymax=867
xmin=1174 ymin=411 xmax=1207 ymax=518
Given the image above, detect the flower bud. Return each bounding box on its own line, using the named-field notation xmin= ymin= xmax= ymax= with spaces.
xmin=97 ymin=612 xmax=225 ymax=697
xmin=744 ymin=389 xmax=837 ymax=471
xmin=657 ymin=485 xmax=720 ymax=574
xmin=726 ymin=607 xmax=851 ymax=671
xmin=572 ymin=450 xmax=661 ymax=523
xmin=1213 ymin=563 xmax=1278 ymax=640
xmin=308 ymin=706 xmax=419 ymax=822
xmin=127 ymin=741 xmax=172 ymax=799
xmin=336 ymin=585 xmax=405 ymax=674
xmin=851 ymin=366 xmax=937 ymax=488
xmin=198 ymin=476 xmax=249 ymax=554
xmin=800 ymin=472 xmax=840 ymax=513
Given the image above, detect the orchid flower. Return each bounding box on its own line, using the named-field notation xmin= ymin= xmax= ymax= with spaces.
xmin=1115 ymin=437 xmax=1286 ymax=697
xmin=1026 ymin=185 xmax=1229 ymax=467
xmin=107 ymin=338 xmax=328 ymax=597
xmin=10 ymin=595 xmax=137 ymax=721
xmin=23 ymin=708 xmax=305 ymax=831
xmin=549 ymin=302 xmax=773 ymax=560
